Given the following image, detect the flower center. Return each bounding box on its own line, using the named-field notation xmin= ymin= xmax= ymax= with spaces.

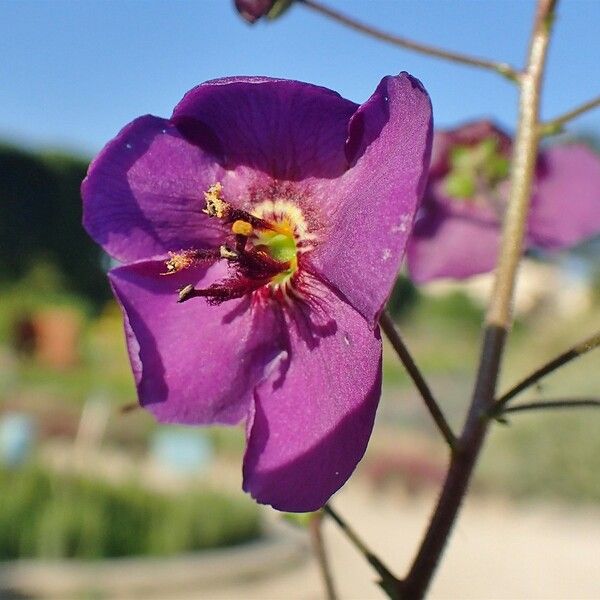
xmin=164 ymin=185 xmax=310 ymax=305
xmin=249 ymin=199 xmax=312 ymax=289
xmin=443 ymin=137 xmax=510 ymax=201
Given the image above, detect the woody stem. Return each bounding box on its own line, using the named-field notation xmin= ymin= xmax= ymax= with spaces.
xmin=398 ymin=2 xmax=557 ymax=598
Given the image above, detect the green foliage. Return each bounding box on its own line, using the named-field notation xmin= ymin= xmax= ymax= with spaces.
xmin=481 ymin=412 xmax=600 ymax=503
xmin=386 ymin=276 xmax=420 ymax=321
xmin=0 ymin=466 xmax=261 ymax=560
xmin=0 ymin=143 xmax=110 ymax=308
xmin=413 ymin=291 xmax=483 ymax=331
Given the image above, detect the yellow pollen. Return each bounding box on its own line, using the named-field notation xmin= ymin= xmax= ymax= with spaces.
xmin=203 ymin=182 xmax=229 ymax=218
xmin=161 ymin=251 xmax=194 ymax=275
xmin=231 ymin=219 xmax=253 ymax=236
xmin=219 ymin=245 xmax=237 ymax=259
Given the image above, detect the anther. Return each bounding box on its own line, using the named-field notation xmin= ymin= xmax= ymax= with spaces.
xmin=177 ymin=284 xmax=197 ymax=303
xmin=203 ymin=182 xmax=229 ymax=218
xmin=219 ymin=245 xmax=238 ymax=260
xmin=231 ymin=220 xmax=253 ymax=237
xmin=161 ymin=251 xmax=195 ymax=275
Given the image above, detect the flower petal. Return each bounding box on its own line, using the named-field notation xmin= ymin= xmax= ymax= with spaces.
xmin=528 ymin=144 xmax=600 ymax=249
xmin=109 ymin=260 xmax=283 ymax=425
xmin=171 ymin=76 xmax=357 ymax=181
xmin=82 ymin=115 xmax=226 ymax=262
xmin=308 ymin=73 xmax=432 ymax=325
xmin=242 ymin=283 xmax=382 ymax=512
xmin=406 ymin=203 xmax=501 ymax=283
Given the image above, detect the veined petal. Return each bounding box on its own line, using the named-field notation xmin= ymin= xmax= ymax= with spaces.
xmin=528 ymin=144 xmax=600 ymax=249
xmin=172 ymin=76 xmax=358 ymax=181
xmin=242 ymin=283 xmax=382 ymax=512
xmin=109 ymin=260 xmax=283 ymax=425
xmin=308 ymin=73 xmax=433 ymax=326
xmin=82 ymin=116 xmax=227 ymax=262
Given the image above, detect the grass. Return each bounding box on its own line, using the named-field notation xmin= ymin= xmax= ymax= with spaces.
xmin=0 ymin=465 xmax=261 ymax=561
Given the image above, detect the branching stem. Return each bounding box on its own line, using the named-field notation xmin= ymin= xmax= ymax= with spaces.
xmin=323 ymin=504 xmax=398 ymax=593
xmin=309 ymin=511 xmax=338 ymax=600
xmin=500 ymin=398 xmax=600 ymax=416
xmin=492 ymin=331 xmax=600 ymax=414
xmin=539 ymin=94 xmax=600 ymax=135
xmin=297 ymin=0 xmax=520 ymax=82
xmin=398 ymin=2 xmax=558 ymax=598
xmin=379 ymin=311 xmax=456 ymax=449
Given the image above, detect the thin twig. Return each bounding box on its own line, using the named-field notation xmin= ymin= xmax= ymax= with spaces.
xmin=309 ymin=511 xmax=338 ymax=600
xmin=492 ymin=331 xmax=600 ymax=414
xmin=539 ymin=94 xmax=600 ymax=135
xmin=323 ymin=504 xmax=398 ymax=593
xmin=379 ymin=311 xmax=456 ymax=449
xmin=298 ymin=0 xmax=520 ymax=82
xmin=399 ymin=2 xmax=558 ymax=598
xmin=501 ymin=398 xmax=600 ymax=415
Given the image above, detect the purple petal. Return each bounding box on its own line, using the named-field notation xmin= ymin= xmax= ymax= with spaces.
xmin=109 ymin=260 xmax=283 ymax=425
xmin=243 ymin=281 xmax=382 ymax=512
xmin=82 ymin=116 xmax=227 ymax=262
xmin=528 ymin=144 xmax=600 ymax=249
xmin=171 ymin=77 xmax=357 ymax=181
xmin=308 ymin=73 xmax=432 ymax=325
xmin=406 ymin=202 xmax=501 ymax=283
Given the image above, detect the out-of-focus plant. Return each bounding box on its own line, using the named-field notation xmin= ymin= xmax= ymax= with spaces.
xmin=0 ymin=145 xmax=109 ymax=308
xmin=0 ymin=465 xmax=260 ymax=560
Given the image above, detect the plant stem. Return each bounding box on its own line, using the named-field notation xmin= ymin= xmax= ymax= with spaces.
xmin=398 ymin=2 xmax=557 ymax=598
xmin=539 ymin=94 xmax=600 ymax=135
xmin=500 ymin=398 xmax=600 ymax=416
xmin=309 ymin=511 xmax=338 ymax=600
xmin=379 ymin=311 xmax=456 ymax=449
xmin=492 ymin=331 xmax=600 ymax=414
xmin=297 ymin=0 xmax=520 ymax=82
xmin=323 ymin=504 xmax=398 ymax=592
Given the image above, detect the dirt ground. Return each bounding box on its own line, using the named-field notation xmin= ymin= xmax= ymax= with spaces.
xmin=206 ymin=483 xmax=600 ymax=600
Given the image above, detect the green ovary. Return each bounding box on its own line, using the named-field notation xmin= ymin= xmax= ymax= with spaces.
xmin=256 ymin=229 xmax=299 ymax=286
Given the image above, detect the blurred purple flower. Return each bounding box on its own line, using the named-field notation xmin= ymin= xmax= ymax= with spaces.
xmin=406 ymin=120 xmax=600 ymax=283
xmin=82 ymin=74 xmax=432 ymax=511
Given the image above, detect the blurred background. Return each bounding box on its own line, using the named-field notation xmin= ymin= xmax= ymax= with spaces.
xmin=1 ymin=1 xmax=599 ymax=598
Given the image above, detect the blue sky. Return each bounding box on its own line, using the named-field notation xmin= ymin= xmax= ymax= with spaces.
xmin=1 ymin=0 xmax=599 ymax=156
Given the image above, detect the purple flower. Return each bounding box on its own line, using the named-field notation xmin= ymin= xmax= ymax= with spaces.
xmin=82 ymin=75 xmax=432 ymax=511
xmin=406 ymin=120 xmax=600 ymax=283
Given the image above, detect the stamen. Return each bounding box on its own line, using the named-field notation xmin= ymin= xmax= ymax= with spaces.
xmin=162 ymin=251 xmax=196 ymax=275
xmin=177 ymin=284 xmax=197 ymax=303
xmin=203 ymin=182 xmax=230 ymax=218
xmin=219 ymin=245 xmax=238 ymax=260
xmin=231 ymin=220 xmax=253 ymax=237
xmin=161 ymin=249 xmax=221 ymax=275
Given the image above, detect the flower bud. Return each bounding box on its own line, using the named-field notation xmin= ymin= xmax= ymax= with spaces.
xmin=234 ymin=0 xmax=293 ymax=24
